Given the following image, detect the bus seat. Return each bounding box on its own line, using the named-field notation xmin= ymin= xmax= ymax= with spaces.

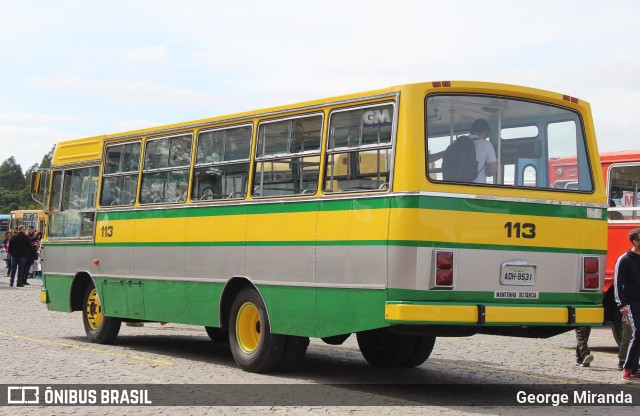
xmin=609 ymin=211 xmax=624 ymax=220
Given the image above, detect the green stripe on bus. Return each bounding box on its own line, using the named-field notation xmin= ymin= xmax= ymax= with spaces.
xmin=75 ymin=240 xmax=606 ymax=254
xmin=96 ymin=195 xmax=605 ymax=221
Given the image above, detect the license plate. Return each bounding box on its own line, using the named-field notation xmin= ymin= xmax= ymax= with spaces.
xmin=500 ymin=264 xmax=536 ymax=286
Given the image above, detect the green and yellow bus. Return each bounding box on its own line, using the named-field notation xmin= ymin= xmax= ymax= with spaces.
xmin=37 ymin=81 xmax=607 ymax=372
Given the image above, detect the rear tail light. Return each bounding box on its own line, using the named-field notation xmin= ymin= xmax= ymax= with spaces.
xmin=583 ymin=256 xmax=599 ymax=290
xmin=435 ymin=251 xmax=454 ymax=287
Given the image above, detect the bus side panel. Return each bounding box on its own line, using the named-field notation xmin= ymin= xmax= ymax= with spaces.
xmin=42 ymin=274 xmax=73 ymax=312
xmin=185 ymin=281 xmax=221 ymax=326
xmin=259 ymin=284 xmax=320 ymax=337
xmin=133 ymin=211 xmax=186 ymax=279
xmin=142 ymin=279 xmax=188 ymax=324
xmin=315 ymin=198 xmax=390 ymax=336
xmin=315 ymin=287 xmax=387 ymax=337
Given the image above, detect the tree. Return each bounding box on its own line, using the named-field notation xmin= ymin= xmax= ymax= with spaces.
xmin=0 ymin=157 xmax=26 ymax=191
xmin=0 ymin=147 xmax=54 ymax=213
xmin=40 ymin=146 xmax=54 ymax=169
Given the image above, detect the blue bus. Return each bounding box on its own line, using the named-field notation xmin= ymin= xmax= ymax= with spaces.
xmin=0 ymin=214 xmax=9 ymax=235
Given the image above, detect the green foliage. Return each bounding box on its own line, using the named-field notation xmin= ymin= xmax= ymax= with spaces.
xmin=0 ymin=146 xmax=54 ymax=213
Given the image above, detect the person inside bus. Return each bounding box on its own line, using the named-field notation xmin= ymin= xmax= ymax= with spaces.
xmin=469 ymin=118 xmax=498 ymax=183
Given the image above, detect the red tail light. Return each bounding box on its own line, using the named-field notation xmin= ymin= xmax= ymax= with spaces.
xmin=583 ymin=257 xmax=599 ymax=290
xmin=436 ymin=251 xmax=454 ymax=287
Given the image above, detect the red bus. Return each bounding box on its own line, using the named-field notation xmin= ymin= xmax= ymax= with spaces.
xmin=551 ymin=150 xmax=640 ymax=345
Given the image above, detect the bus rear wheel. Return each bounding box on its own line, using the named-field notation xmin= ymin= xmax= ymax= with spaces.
xmin=402 ymin=335 xmax=436 ymax=367
xmin=356 ymin=328 xmax=415 ymax=367
xmin=229 ymin=287 xmax=286 ymax=372
xmin=82 ymin=284 xmax=121 ymax=344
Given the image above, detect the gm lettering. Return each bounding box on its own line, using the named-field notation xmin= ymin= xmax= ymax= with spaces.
xmin=504 ymin=222 xmax=536 ymax=239
xmin=362 ymin=108 xmax=392 ymax=128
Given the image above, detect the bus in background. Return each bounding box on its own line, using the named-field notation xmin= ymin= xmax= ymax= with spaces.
xmin=35 ymin=81 xmax=606 ymax=373
xmin=9 ymin=209 xmax=47 ymax=234
xmin=0 ymin=214 xmax=9 ymax=235
xmin=551 ymin=150 xmax=640 ymax=346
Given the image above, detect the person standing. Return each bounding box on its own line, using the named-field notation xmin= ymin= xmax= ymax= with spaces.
xmin=615 ymin=227 xmax=640 ymax=381
xmin=3 ymin=231 xmax=11 ymax=277
xmin=8 ymin=226 xmax=32 ymax=287
xmin=574 ymin=327 xmax=594 ymax=367
xmin=618 ymin=318 xmax=633 ymax=370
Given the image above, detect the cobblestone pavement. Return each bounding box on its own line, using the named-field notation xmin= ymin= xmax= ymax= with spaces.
xmin=1 ymin=275 xmax=639 ymax=415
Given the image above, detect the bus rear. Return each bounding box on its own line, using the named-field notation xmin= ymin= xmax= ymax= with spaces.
xmin=387 ymin=82 xmax=606 ymax=339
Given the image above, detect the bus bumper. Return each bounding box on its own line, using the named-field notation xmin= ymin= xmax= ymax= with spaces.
xmin=385 ymin=302 xmax=603 ymax=326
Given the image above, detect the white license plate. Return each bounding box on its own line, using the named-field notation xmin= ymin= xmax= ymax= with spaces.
xmin=500 ymin=264 xmax=536 ymax=286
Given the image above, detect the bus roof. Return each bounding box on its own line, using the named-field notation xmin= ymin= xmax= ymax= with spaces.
xmin=599 ymin=150 xmax=640 ymax=164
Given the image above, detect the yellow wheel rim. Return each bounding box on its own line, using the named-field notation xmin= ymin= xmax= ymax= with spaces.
xmin=236 ymin=302 xmax=261 ymax=354
xmin=86 ymin=288 xmax=103 ymax=330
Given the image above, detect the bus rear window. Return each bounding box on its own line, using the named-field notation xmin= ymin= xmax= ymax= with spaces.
xmin=426 ymin=94 xmax=593 ymax=192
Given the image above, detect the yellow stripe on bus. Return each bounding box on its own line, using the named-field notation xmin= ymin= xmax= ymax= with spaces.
xmin=96 ymin=207 xmax=605 ymax=251
xmin=388 ymin=208 xmax=607 ymax=251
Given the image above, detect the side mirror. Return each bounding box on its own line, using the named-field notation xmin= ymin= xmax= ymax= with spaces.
xmin=30 ymin=169 xmax=50 ymax=208
xmin=30 ymin=171 xmax=41 ymax=194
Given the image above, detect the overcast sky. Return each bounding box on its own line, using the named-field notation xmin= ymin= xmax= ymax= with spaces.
xmin=1 ymin=0 xmax=639 ymax=171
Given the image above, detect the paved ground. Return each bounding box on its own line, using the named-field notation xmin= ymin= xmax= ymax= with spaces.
xmin=1 ymin=273 xmax=639 ymax=415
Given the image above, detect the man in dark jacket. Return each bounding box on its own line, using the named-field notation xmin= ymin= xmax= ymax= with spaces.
xmin=8 ymin=225 xmax=31 ymax=287
xmin=615 ymin=227 xmax=640 ymax=381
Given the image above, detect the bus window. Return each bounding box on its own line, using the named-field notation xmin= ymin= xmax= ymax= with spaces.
xmin=48 ymin=166 xmax=99 ymax=239
xmin=608 ymin=164 xmax=640 ymax=220
xmin=193 ymin=125 xmax=252 ymax=200
xmin=324 ymin=103 xmax=393 ymax=192
xmin=100 ymin=141 xmax=141 ymax=207
xmin=426 ymin=95 xmax=593 ymax=191
xmin=253 ymin=114 xmax=322 ymax=197
xmin=140 ymin=134 xmax=192 ymax=204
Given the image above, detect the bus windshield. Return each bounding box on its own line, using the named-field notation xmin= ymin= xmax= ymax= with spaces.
xmin=426 ymin=94 xmax=593 ymax=191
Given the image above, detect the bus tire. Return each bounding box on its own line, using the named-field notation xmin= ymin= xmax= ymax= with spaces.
xmin=356 ymin=328 xmax=414 ymax=367
xmin=612 ymin=309 xmax=623 ymax=348
xmin=277 ymin=336 xmax=309 ymax=371
xmin=402 ymin=335 xmax=436 ymax=367
xmin=82 ymin=284 xmax=121 ymax=344
xmin=229 ymin=287 xmax=286 ymax=372
xmin=205 ymin=326 xmax=228 ymax=343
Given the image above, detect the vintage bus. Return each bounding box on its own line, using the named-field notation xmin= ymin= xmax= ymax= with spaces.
xmin=35 ymin=81 xmax=607 ymax=372
xmin=9 ymin=209 xmax=47 ymax=234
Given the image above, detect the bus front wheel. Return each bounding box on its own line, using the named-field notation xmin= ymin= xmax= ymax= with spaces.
xmin=229 ymin=287 xmax=286 ymax=372
xmin=205 ymin=326 xmax=228 ymax=343
xmin=82 ymin=284 xmax=121 ymax=344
